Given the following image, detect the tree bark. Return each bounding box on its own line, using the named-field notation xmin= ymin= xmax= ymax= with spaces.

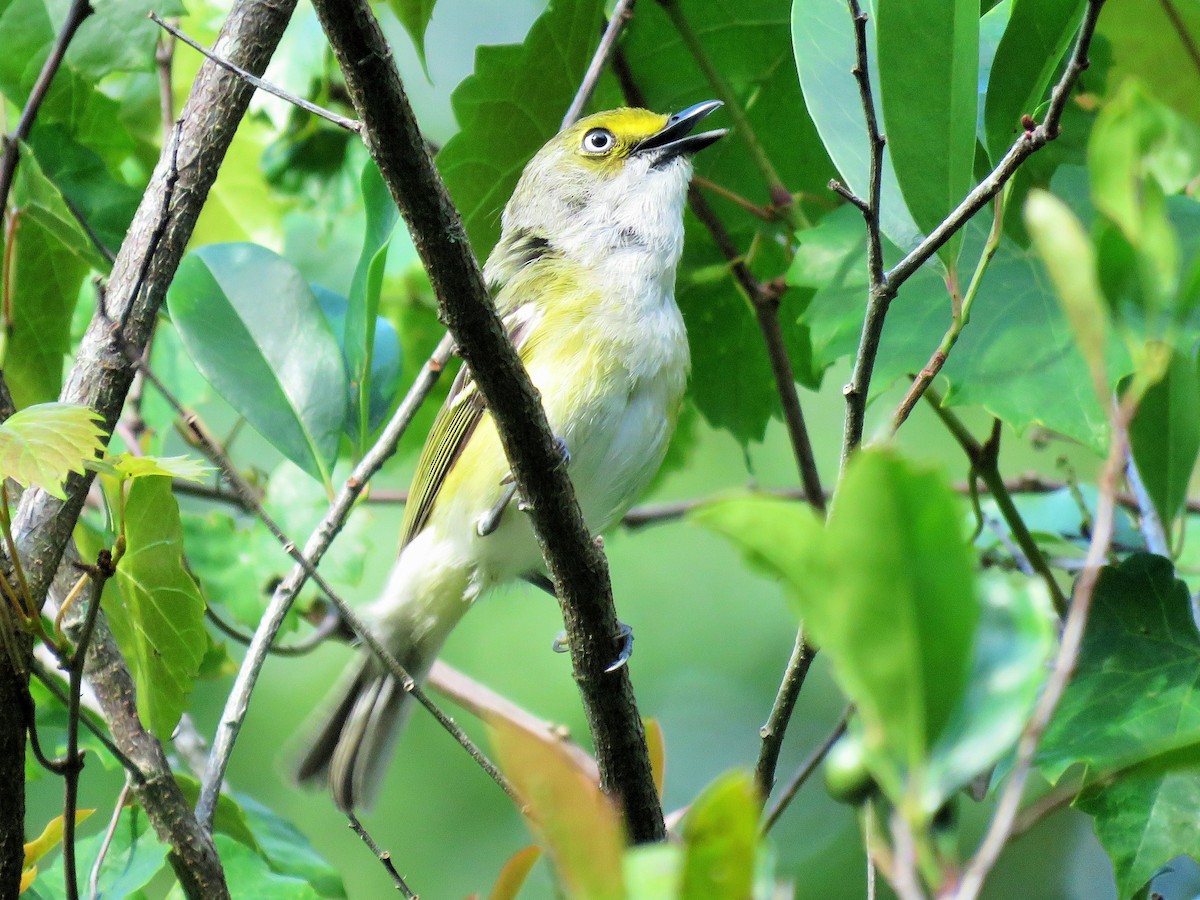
xmin=1 ymin=0 xmax=298 ymax=894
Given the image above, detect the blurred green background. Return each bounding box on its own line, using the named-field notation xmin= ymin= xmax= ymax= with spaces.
xmin=24 ymin=0 xmax=1122 ymax=896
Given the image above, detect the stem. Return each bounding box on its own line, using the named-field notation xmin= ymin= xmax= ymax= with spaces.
xmin=656 ymin=0 xmax=798 ymax=224
xmin=89 ymin=778 xmax=131 ymax=898
xmin=61 ymin=556 xmax=113 ymax=900
xmin=312 ymin=0 xmax=666 ymax=842
xmin=561 ymin=0 xmax=637 ymax=129
xmin=754 ymin=629 xmax=817 ymax=798
xmin=838 ymin=0 xmax=889 ymax=470
xmin=347 ymin=813 xmax=417 ymax=898
xmin=761 ymin=707 xmax=850 ymax=832
xmin=926 ymin=400 xmax=1069 ymax=616
xmin=149 ymin=13 xmax=361 ymax=134
xmin=890 ymin=193 xmax=1005 ymax=434
xmin=840 ymin=0 xmax=1104 ymax=466
xmin=954 ymin=392 xmax=1135 ymax=899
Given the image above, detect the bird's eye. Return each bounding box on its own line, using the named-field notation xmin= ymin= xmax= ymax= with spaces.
xmin=581 ymin=128 xmax=616 ymax=154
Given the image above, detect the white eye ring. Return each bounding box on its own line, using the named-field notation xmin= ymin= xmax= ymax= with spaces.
xmin=582 ymin=128 xmax=615 ymax=154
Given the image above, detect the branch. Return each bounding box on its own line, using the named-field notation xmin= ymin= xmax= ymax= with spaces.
xmin=0 ymin=0 xmax=94 ymax=217
xmin=754 ymin=628 xmax=816 ymax=798
xmin=60 ymin=555 xmax=114 ymax=900
xmin=560 ymin=0 xmax=637 ymax=129
xmin=310 ymin=0 xmax=666 ymax=842
xmin=953 ymin=393 xmax=1135 ymax=899
xmin=4 ymin=0 xmax=307 ymax=894
xmin=762 ymin=708 xmax=850 ymax=833
xmin=839 ymin=0 xmax=889 ymax=469
xmin=840 ymin=0 xmax=1105 ymax=464
xmin=347 ymin=813 xmax=417 ymax=898
xmin=149 ymin=12 xmax=361 ymax=134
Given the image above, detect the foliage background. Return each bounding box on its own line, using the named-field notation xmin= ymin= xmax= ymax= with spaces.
xmin=7 ymin=0 xmax=1194 ymax=896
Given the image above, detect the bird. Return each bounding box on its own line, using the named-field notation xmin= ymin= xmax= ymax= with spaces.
xmin=295 ymin=100 xmax=727 ymax=811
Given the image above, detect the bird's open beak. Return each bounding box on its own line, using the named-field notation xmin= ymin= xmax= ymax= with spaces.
xmin=637 ymin=100 xmax=727 ymax=159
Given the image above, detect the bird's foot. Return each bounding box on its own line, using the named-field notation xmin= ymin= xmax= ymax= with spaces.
xmin=479 ymin=438 xmax=571 ymax=532
xmin=551 ymin=620 xmax=634 ymax=673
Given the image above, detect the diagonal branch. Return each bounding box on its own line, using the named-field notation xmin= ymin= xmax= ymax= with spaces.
xmin=4 ymin=0 xmax=305 ymax=894
xmin=310 ymin=0 xmax=665 ymax=842
xmin=839 ymin=0 xmax=1105 ymax=465
xmin=561 ymin=0 xmax=638 ymax=129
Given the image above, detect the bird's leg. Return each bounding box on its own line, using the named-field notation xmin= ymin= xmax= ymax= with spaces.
xmin=533 ymin=564 xmax=634 ymax=672
xmin=476 ymin=437 xmax=570 ymax=536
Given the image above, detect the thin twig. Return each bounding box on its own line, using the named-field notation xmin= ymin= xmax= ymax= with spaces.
xmin=954 ymin=392 xmax=1135 ymax=899
xmin=839 ymin=0 xmax=889 ymax=470
xmin=346 ymin=813 xmax=417 ymax=897
xmin=204 ymin=603 xmax=346 ymax=657
xmin=61 ymin=555 xmax=114 ymax=900
xmin=840 ymin=0 xmax=1104 ymax=465
xmin=430 ymin=660 xmax=600 ymax=780
xmin=312 ymin=0 xmax=665 ymax=842
xmin=171 ymin=477 xmax=259 ymax=511
xmin=149 ymin=12 xmax=362 ymax=134
xmin=155 ymin=21 xmax=176 ymax=131
xmin=0 ymin=0 xmax=94 ymax=217
xmin=561 ymin=0 xmax=637 ymax=129
xmin=927 ymin=400 xmax=1070 ymax=616
xmin=656 ymin=0 xmax=797 ymax=221
xmin=139 ymin=338 xmax=515 ymax=828
xmin=1124 ymin=451 xmax=1169 ymax=556
xmin=89 ymin=778 xmax=131 ymax=898
xmin=890 ymin=192 xmax=1005 ymax=434
xmin=762 ymin=707 xmax=850 ymax=833
xmin=30 ymin=660 xmax=141 ymax=779
xmin=754 ymin=629 xmax=817 ymax=799
xmin=692 ymin=175 xmax=778 ymax=222
xmin=1159 ymin=0 xmax=1200 ymax=78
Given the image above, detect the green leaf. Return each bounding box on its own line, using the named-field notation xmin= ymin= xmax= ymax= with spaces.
xmin=0 ymin=403 xmax=104 ymax=500
xmin=1076 ymin=767 xmax=1200 ymax=899
xmin=489 ymin=846 xmax=542 ymax=900
xmin=1098 ymin=0 xmax=1200 ymax=125
xmin=386 ymin=0 xmax=438 ymax=74
xmin=214 ymin=835 xmax=322 ymax=899
xmin=923 ymin=573 xmax=1056 ymax=810
xmin=237 ymin=793 xmax=347 ymax=898
xmin=345 ymin=162 xmax=400 ymax=447
xmin=168 ymin=243 xmax=349 ymax=487
xmin=984 ymin=0 xmax=1084 ymax=163
xmin=1039 ymin=555 xmax=1200 ymax=894
xmin=94 ymin=477 xmax=207 ymax=738
xmin=490 ymin=715 xmax=625 ymax=900
xmin=1040 ymin=554 xmax=1200 ymax=779
xmin=67 ymin=0 xmax=186 ymax=79
xmin=1024 ymin=188 xmax=1108 ymax=395
xmin=791 ymin=0 xmax=923 ymax=251
xmin=5 ymin=146 xmax=101 ymax=407
xmin=693 ymin=452 xmax=981 ymax=811
xmin=316 ymin=286 xmax=404 ymax=435
xmin=1128 ymin=347 xmax=1200 ymax=527
xmin=33 ymin=805 xmax=167 ymax=900
xmin=104 ymin=453 xmax=215 ymax=483
xmin=680 ymin=771 xmax=759 ymax=900
xmin=437 ymin=0 xmax=606 ymax=257
xmin=877 ymin=0 xmax=979 ymax=267
xmin=1089 ymin=81 xmax=1179 ymax=317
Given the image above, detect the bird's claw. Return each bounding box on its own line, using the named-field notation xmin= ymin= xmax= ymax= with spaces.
xmin=551 ymin=620 xmax=634 ymax=673
xmin=483 ymin=437 xmax=571 ymax=525
xmin=476 ymin=481 xmax=519 ymax=537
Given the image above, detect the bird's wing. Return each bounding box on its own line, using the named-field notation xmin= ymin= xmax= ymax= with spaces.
xmin=398 ymin=305 xmax=539 ymax=548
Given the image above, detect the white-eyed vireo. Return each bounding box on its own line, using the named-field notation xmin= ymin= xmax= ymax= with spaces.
xmin=296 ymin=101 xmax=726 ymax=810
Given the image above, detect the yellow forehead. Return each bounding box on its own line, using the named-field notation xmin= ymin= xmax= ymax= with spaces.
xmin=573 ymin=107 xmax=670 ymax=140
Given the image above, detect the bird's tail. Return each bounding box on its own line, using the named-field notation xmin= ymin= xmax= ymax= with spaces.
xmin=293 ymin=548 xmax=471 ymax=810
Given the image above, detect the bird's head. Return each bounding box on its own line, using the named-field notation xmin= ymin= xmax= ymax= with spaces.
xmin=490 ymin=101 xmax=726 ymax=277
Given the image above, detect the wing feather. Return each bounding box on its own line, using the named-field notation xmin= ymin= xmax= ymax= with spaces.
xmin=398 ymin=306 xmax=539 ymax=547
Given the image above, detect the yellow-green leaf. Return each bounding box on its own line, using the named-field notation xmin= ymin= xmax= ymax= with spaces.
xmin=680 ymin=771 xmax=759 ymax=900
xmin=106 ymin=453 xmax=215 ymax=483
xmin=488 ymin=845 xmax=542 ymax=900
xmin=490 ymin=717 xmax=625 ymax=900
xmin=0 ymin=403 xmax=105 ymax=499
xmin=23 ymin=809 xmax=95 ymax=867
